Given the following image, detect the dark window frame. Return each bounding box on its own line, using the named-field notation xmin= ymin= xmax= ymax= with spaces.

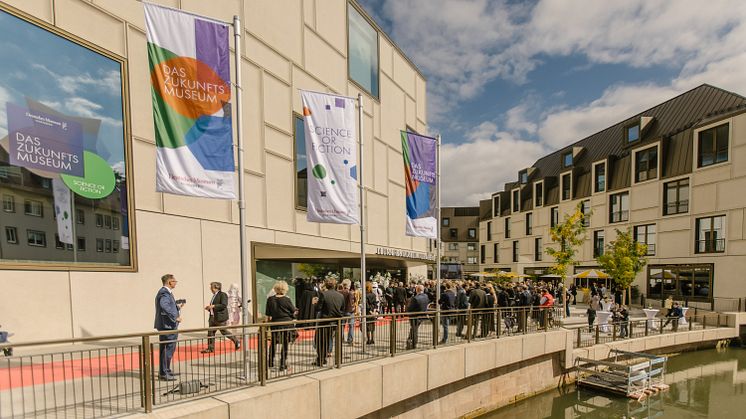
xmin=634 ymin=224 xmax=656 ymax=256
xmin=663 ymin=178 xmax=689 ymax=216
xmin=512 ymin=240 xmax=519 ymax=262
xmin=647 ymin=263 xmax=714 ymax=301
xmin=697 ymin=123 xmax=729 ymax=168
xmin=5 ymin=226 xmax=18 ymax=244
xmin=562 ymin=151 xmax=573 ymax=168
xmin=468 ymin=228 xmax=476 ymax=239
xmin=442 ymin=217 xmax=450 ymax=227
xmin=493 ymin=242 xmax=499 ymax=263
xmin=695 ymin=215 xmax=725 ymax=254
xmin=534 ymin=237 xmax=542 ymax=261
xmin=594 ymin=161 xmax=606 ymax=193
xmin=505 ymin=217 xmax=511 ymax=239
xmin=534 ymin=181 xmax=543 ymax=207
xmin=550 ymin=207 xmax=559 ymax=228
xmin=525 ymin=212 xmax=533 ymax=235
xmin=580 ymin=200 xmax=590 ymax=227
xmin=561 ymin=172 xmax=572 ymax=201
xmin=593 ymin=230 xmax=604 ymax=258
xmin=487 ymin=221 xmax=492 ymax=241
xmin=26 ymin=230 xmax=46 ymax=247
xmin=449 ymin=228 xmax=458 ymax=239
xmin=480 ymin=245 xmax=486 ymax=264
xmin=347 ymin=3 xmax=380 ymax=99
xmin=293 ymin=113 xmax=308 ymax=210
xmin=519 ymin=170 xmax=528 ymax=184
xmin=635 ymin=145 xmax=658 ymax=183
xmin=609 ymin=192 xmax=629 ymax=223
xmin=492 ymin=196 xmax=500 ymax=217
xmin=626 ymin=122 xmax=640 ymax=143
xmin=512 ymin=189 xmax=520 ymax=213
xmin=24 ymin=199 xmax=43 ymax=217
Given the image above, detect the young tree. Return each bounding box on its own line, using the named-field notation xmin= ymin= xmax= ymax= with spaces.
xmin=546 ymin=203 xmax=588 ymax=314
xmin=595 ymin=228 xmax=648 ymax=305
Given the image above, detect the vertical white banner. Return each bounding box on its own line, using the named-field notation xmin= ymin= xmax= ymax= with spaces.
xmin=301 ymin=90 xmax=359 ymax=224
xmin=52 ymin=178 xmax=74 ymax=245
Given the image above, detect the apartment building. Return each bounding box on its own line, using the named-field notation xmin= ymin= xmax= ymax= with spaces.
xmin=479 ymin=84 xmax=746 ymax=309
xmin=439 ymin=206 xmax=480 ymax=275
xmin=0 ymin=0 xmax=429 ymax=341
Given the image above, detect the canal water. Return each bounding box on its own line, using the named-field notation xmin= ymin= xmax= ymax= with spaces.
xmin=482 ymin=347 xmax=746 ymax=418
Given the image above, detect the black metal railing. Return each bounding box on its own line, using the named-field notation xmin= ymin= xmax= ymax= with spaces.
xmin=695 ymin=238 xmax=725 ymax=253
xmin=0 ymin=307 xmax=561 ymax=418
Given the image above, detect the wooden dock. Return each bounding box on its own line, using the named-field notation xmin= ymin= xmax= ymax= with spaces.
xmin=575 ymin=349 xmax=669 ymax=399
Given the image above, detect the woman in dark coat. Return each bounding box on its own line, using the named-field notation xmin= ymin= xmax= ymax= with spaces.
xmin=265 ymin=280 xmax=297 ymax=371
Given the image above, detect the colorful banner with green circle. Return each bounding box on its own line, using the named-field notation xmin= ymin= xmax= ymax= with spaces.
xmin=60 ymin=151 xmax=116 ymax=199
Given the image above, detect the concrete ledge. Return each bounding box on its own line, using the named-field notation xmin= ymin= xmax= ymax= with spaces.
xmin=310 ymin=363 xmax=383 ymax=419
xmin=465 ymin=340 xmax=497 ymax=376
xmin=521 ymin=333 xmax=545 ymax=360
xmin=495 ymin=336 xmax=523 ymax=368
xmin=129 ymin=397 xmax=229 ymax=419
xmin=372 ymin=353 xmax=428 ymax=404
xmin=545 ymin=330 xmax=567 ymax=354
xmin=214 ymin=376 xmax=319 ymax=419
xmin=423 ymin=345 xmax=465 ymax=390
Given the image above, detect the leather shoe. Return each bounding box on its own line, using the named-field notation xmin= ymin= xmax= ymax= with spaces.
xmin=234 ymin=341 xmax=241 ymax=351
xmin=159 ymin=375 xmax=176 ymax=381
xmin=200 ymin=348 xmax=214 ymax=354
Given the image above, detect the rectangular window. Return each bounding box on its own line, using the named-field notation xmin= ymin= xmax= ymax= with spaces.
xmin=635 ymin=146 xmax=658 ymax=182
xmin=77 ymin=237 xmax=86 ymax=252
xmin=561 ymin=173 xmax=571 ymax=200
xmin=534 ymin=237 xmax=542 ymax=261
xmin=5 ymin=226 xmax=18 ymax=244
xmin=480 ymin=245 xmax=486 ymax=264
xmin=442 ymin=217 xmax=450 ymax=227
xmin=534 ymin=182 xmax=543 ymax=207
xmin=487 ymin=221 xmax=492 ymax=241
xmin=580 ymin=200 xmax=590 ymax=227
xmin=525 ymin=213 xmax=533 ymax=235
xmin=664 ymin=179 xmax=689 ymax=215
xmin=505 ymin=217 xmax=511 ymax=238
xmin=449 ymin=228 xmax=457 ymax=239
xmin=113 ymin=240 xmax=120 ymax=253
xmin=2 ymin=194 xmax=15 ymax=212
xmin=696 ymin=215 xmax=725 ymax=253
xmin=96 ymin=238 xmax=104 ymax=253
xmin=348 ymin=5 xmax=379 ymax=98
xmin=563 ymin=151 xmax=573 ymax=167
xmin=550 ymin=207 xmax=559 ymax=228
xmin=467 ymin=256 xmax=477 ymax=264
xmin=493 ymin=242 xmax=499 ymax=263
xmin=448 ymin=242 xmax=458 ymax=251
xmin=647 ymin=264 xmax=713 ymax=300
xmin=627 ymin=124 xmax=640 ymax=143
xmin=468 ymin=228 xmax=476 ymax=239
xmin=609 ymin=192 xmax=629 ymax=223
xmin=76 ymin=209 xmax=84 ymax=224
xmin=492 ymin=196 xmax=500 ymax=217
xmin=105 ymin=239 xmax=112 ymax=253
xmin=96 ymin=214 xmax=103 ymax=228
xmin=294 ymin=115 xmax=307 ymax=208
xmin=594 ymin=162 xmax=606 ymax=193
xmin=467 ymin=242 xmax=477 ymax=251
xmin=593 ymin=230 xmax=604 ymax=258
xmin=55 ymin=234 xmax=65 ymax=249
xmin=24 ymin=200 xmax=43 ymax=217
xmin=512 ymin=189 xmax=519 ymax=212
xmin=112 ymin=216 xmax=119 ymax=230
xmin=104 ymin=215 xmax=112 ymax=229
xmin=512 ymin=241 xmax=519 ymax=262
xmin=634 ymin=224 xmax=656 ymax=256
xmin=519 ymin=170 xmax=528 ymax=184
xmin=698 ymin=123 xmax=729 ymax=167
xmin=27 ymin=230 xmax=46 ymax=247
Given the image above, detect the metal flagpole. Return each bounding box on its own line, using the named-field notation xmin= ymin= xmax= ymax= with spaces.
xmin=358 ymin=94 xmax=367 ymax=352
xmin=233 ymin=14 xmax=250 ymax=380
xmin=435 ymin=134 xmax=442 ymax=344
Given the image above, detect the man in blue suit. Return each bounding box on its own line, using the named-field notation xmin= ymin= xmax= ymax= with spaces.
xmin=154 ymin=274 xmax=183 ymax=381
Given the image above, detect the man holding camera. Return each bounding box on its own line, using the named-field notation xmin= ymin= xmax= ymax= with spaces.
xmin=154 ymin=274 xmax=184 ymax=381
xmin=201 ymin=282 xmax=240 ymax=353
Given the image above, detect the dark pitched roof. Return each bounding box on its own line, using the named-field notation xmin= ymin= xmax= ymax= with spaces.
xmin=492 ymin=84 xmax=746 ymax=198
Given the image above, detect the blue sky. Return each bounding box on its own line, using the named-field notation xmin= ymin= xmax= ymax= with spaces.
xmin=0 ymin=9 xmax=125 ymax=175
xmin=357 ymin=0 xmax=746 ymax=206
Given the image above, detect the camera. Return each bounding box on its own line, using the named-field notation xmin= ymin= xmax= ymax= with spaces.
xmin=175 ymin=299 xmax=187 ymax=305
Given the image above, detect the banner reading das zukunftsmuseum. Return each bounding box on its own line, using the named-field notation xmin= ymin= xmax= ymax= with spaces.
xmin=144 ymin=4 xmax=235 ymax=198
xmin=301 ymin=91 xmax=359 ymax=224
xmin=401 ymin=131 xmax=437 ymax=238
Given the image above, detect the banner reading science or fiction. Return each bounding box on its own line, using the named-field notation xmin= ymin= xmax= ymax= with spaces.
xmin=144 ymin=4 xmax=235 ymax=199
xmin=301 ymin=91 xmax=359 ymax=224
xmin=401 ymin=131 xmax=437 ymax=238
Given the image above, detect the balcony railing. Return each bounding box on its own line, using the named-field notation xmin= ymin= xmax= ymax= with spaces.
xmin=664 ymin=200 xmax=689 ymax=215
xmin=695 ymin=238 xmax=725 ymax=253
xmin=610 ymin=210 xmax=629 ymax=223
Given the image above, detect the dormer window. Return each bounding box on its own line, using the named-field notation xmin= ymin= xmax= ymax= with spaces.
xmin=562 ymin=151 xmax=573 ymax=167
xmin=512 ymin=189 xmax=520 ymax=213
xmin=519 ymin=170 xmax=528 ymax=184
xmin=626 ymin=123 xmax=640 ymax=143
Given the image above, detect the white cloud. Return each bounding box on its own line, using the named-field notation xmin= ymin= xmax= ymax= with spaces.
xmin=32 ymin=64 xmax=121 ymax=96
xmin=441 ymin=122 xmax=546 ymax=206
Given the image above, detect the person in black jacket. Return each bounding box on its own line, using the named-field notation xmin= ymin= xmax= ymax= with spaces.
xmin=202 ymin=282 xmax=240 ymax=353
xmin=438 ymin=282 xmax=456 ymax=343
xmin=468 ymin=284 xmax=487 ymax=338
xmin=455 ymin=283 xmax=469 ymax=337
xmin=394 ymin=282 xmax=407 ymax=313
xmin=313 ymin=278 xmax=345 ymax=366
xmin=265 ymin=281 xmax=297 ymax=371
xmin=406 ymin=284 xmax=430 ymax=349
xmin=365 ymin=282 xmax=378 ymax=344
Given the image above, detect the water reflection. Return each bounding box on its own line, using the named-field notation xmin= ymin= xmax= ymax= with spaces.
xmin=483 ymin=348 xmax=746 ymax=418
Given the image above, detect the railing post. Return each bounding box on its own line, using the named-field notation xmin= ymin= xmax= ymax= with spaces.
xmin=689 ymin=314 xmax=693 ymax=331
xmin=645 ymin=319 xmax=649 ymax=336
xmin=594 ymin=325 xmax=600 ymax=344
xmin=629 ymin=321 xmax=633 ymax=338
xmin=520 ymin=308 xmax=527 ymax=335
xmin=496 ymin=309 xmax=502 ymax=338
xmin=258 ymin=325 xmax=267 ymax=385
xmin=466 ymin=309 xmax=473 ymax=342
xmin=335 ymin=319 xmax=343 ymax=368
xmin=389 ymin=314 xmax=397 ymax=357
xmin=659 ymin=318 xmax=664 ymax=335
xmin=141 ymin=335 xmax=153 ymax=413
xmin=703 ymin=314 xmax=707 ymax=330
xmin=576 ymin=327 xmax=581 ymax=348
xmin=612 ymin=322 xmax=617 ymax=341
xmin=543 ymin=309 xmax=548 ymax=332
xmin=432 ymin=312 xmax=438 ymax=348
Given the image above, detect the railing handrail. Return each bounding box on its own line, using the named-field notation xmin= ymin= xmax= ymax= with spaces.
xmin=0 ymin=306 xmax=557 ymax=350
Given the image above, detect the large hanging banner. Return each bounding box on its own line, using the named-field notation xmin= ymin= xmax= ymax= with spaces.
xmin=300 ymin=90 xmax=359 ymax=224
xmin=144 ymin=3 xmax=236 ymax=199
xmin=401 ymin=131 xmax=437 ymax=238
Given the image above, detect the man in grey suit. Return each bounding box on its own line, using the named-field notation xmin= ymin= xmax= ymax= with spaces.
xmin=201 ymin=282 xmax=240 ymax=353
xmin=154 ymin=274 xmax=183 ymax=381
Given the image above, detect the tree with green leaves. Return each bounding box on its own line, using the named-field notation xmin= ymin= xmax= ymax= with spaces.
xmin=595 ymin=228 xmax=648 ymax=305
xmin=546 ymin=202 xmax=588 ymax=313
